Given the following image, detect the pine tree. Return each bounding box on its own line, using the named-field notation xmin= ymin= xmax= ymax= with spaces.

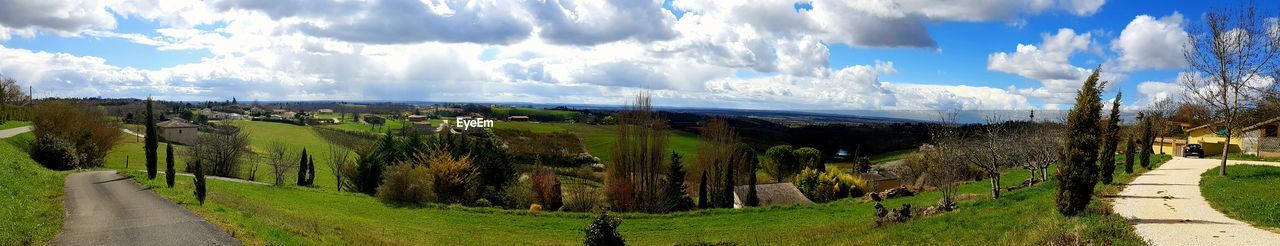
xmin=194 ymin=160 xmax=207 ymax=205
xmin=144 ymin=97 xmax=158 ymax=180
xmin=1099 ymin=92 xmax=1123 ymax=185
xmin=720 ymin=162 xmax=735 ymax=208
xmin=746 ymin=162 xmax=759 ymax=207
xmin=298 ymin=149 xmax=309 ymax=186
xmin=1139 ymin=114 xmax=1153 ymax=169
xmin=663 ymin=152 xmax=693 ymax=212
xmin=1055 ymin=66 xmax=1105 ymax=217
xmin=1124 ymin=134 xmax=1136 ymax=173
xmin=166 ymin=142 xmax=175 ymax=188
xmin=698 ymin=171 xmax=709 ymax=209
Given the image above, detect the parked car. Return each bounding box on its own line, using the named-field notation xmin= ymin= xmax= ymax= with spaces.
xmin=1183 ymin=144 xmax=1204 ymax=158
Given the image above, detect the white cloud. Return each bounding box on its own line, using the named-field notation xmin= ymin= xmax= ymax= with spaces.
xmin=988 ymin=28 xmax=1092 ymax=81
xmin=0 ymin=0 xmax=116 ymax=39
xmin=1112 ymin=12 xmax=1189 ymax=71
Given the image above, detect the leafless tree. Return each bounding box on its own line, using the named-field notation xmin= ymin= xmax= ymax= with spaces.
xmin=327 ymin=143 xmax=353 ymax=192
xmin=1182 ymin=2 xmax=1280 ymax=176
xmin=244 ymin=149 xmax=262 ymax=181
xmin=606 ymin=93 xmax=669 ymax=212
xmin=185 ymin=123 xmax=250 ymax=178
xmin=923 ymin=111 xmax=966 ymax=208
xmin=1147 ymin=98 xmax=1177 ymax=155
xmin=267 ymin=142 xmax=295 ymax=186
xmin=955 ymin=116 xmax=1015 ymax=199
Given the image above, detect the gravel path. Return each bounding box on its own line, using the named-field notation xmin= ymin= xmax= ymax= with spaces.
xmin=1113 ymin=157 xmax=1280 ymax=246
xmin=54 ymin=171 xmax=239 ymax=245
xmin=0 ymin=125 xmax=31 ymax=138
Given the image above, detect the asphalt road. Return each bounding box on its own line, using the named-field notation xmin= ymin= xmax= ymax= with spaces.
xmin=0 ymin=125 xmax=31 ymax=138
xmin=53 ymin=171 xmax=239 ymax=245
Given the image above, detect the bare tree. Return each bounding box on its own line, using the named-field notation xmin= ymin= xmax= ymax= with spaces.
xmin=606 ymin=93 xmax=669 ymax=212
xmin=244 ymin=149 xmax=262 ymax=181
xmin=1182 ymin=2 xmax=1280 ymax=176
xmin=267 ymin=142 xmax=295 ymax=186
xmin=185 ymin=123 xmax=250 ymax=178
xmin=924 ymin=111 xmax=965 ymax=209
xmin=955 ymin=116 xmax=1014 ymax=199
xmin=327 ymin=143 xmax=352 ymax=192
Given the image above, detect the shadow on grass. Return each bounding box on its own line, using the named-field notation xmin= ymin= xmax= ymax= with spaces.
xmin=1128 ymin=218 xmax=1234 ymax=225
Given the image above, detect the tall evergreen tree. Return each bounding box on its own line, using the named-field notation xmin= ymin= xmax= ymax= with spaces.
xmin=144 ymin=97 xmax=158 ymax=179
xmin=1099 ymin=92 xmax=1123 ymax=184
xmin=1055 ymin=66 xmax=1105 ymax=216
xmin=193 ymin=160 xmax=207 ymax=205
xmin=746 ymin=162 xmax=759 ymax=207
xmin=1139 ymin=114 xmax=1154 ymax=169
xmin=720 ymin=162 xmax=735 ymax=208
xmin=662 ymin=152 xmax=693 ymax=212
xmin=307 ymin=157 xmax=317 ymax=185
xmin=1124 ymin=134 xmax=1136 ymax=173
xmin=166 ymin=142 xmax=175 ymax=188
xmin=298 ymin=149 xmax=309 ymax=186
xmin=698 ymin=171 xmax=709 ymax=209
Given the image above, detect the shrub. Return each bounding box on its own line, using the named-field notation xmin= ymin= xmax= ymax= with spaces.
xmin=562 ymin=185 xmax=603 ymax=212
xmin=584 ymin=212 xmax=625 ymax=246
xmin=376 ymin=162 xmax=436 ymax=204
xmin=474 ymin=198 xmax=493 ymax=207
xmin=530 ymin=203 xmax=543 ymax=212
xmin=795 ymin=168 xmax=866 ymax=203
xmin=426 ymin=151 xmax=478 ymax=204
xmin=793 ymin=147 xmax=823 ymax=171
xmin=531 ymin=167 xmax=564 ymax=211
xmin=29 ymin=135 xmax=76 ymax=170
xmin=504 ymin=176 xmax=537 ymax=209
xmin=605 ymin=178 xmax=635 ymax=212
xmin=762 ymin=145 xmax=799 ymax=182
xmin=31 ymin=100 xmax=120 ymax=169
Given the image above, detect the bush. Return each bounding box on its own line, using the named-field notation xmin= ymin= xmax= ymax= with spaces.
xmin=793 ymin=147 xmax=823 ymax=171
xmin=531 ymin=167 xmax=564 ymax=211
xmin=31 ymin=100 xmax=120 ymax=169
xmin=425 ymin=151 xmax=478 ymax=204
xmin=504 ymin=176 xmax=537 ymax=209
xmin=29 ymin=135 xmax=76 ymax=170
xmin=562 ymin=185 xmax=603 ymax=212
xmin=474 ymin=198 xmax=493 ymax=207
xmin=795 ymin=168 xmax=866 ymax=203
xmin=376 ymin=163 xmax=436 ymax=204
xmin=584 ymin=212 xmax=625 ymax=246
xmin=530 ymin=203 xmax=543 ymax=212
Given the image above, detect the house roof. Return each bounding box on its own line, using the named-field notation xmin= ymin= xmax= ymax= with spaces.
xmin=1186 ymin=120 xmax=1227 ymax=132
xmin=157 ymin=119 xmax=197 ymax=128
xmin=733 ymin=183 xmax=814 ymax=207
xmin=1243 ymin=116 xmax=1280 ymax=132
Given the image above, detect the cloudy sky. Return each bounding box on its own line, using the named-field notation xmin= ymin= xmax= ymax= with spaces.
xmin=0 ymin=0 xmax=1264 ymax=111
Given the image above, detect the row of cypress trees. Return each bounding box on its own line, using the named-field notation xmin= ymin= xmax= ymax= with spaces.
xmin=297 ymin=149 xmax=317 ymax=186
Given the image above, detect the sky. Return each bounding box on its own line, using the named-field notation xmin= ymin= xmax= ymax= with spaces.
xmin=0 ymin=0 xmax=1271 ymax=111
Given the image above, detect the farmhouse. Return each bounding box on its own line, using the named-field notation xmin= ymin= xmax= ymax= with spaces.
xmin=509 ymin=115 xmax=531 ymax=122
xmin=157 ymin=119 xmax=198 ymax=145
xmin=1186 ymin=121 xmax=1242 ymax=155
xmin=732 ymin=183 xmax=813 ymax=208
xmin=1241 ymin=116 xmax=1280 ymax=158
xmin=364 ymin=115 xmax=386 ymax=125
xmin=407 ymin=115 xmax=429 ymax=122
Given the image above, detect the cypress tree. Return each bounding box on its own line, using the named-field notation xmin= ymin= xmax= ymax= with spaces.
xmin=698 ymin=171 xmax=709 ymax=209
xmin=144 ymin=97 xmax=158 ymax=180
xmin=720 ymin=163 xmax=735 ymax=208
xmin=194 ymin=160 xmax=206 ymax=205
xmin=298 ymin=149 xmax=309 ymax=186
xmin=1139 ymin=114 xmax=1153 ymax=169
xmin=1099 ymin=92 xmax=1123 ymax=185
xmin=307 ymin=157 xmax=317 ymax=185
xmin=746 ymin=162 xmax=759 ymax=207
xmin=1124 ymin=134 xmax=1136 ymax=173
xmin=166 ymin=142 xmax=175 ymax=188
xmin=663 ymin=152 xmax=693 ymax=212
xmin=1055 ymin=66 xmax=1105 ymax=217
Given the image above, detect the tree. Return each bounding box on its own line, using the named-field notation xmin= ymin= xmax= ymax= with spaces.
xmin=185 ymin=124 xmax=249 ymax=178
xmin=955 ymin=116 xmax=1014 ymax=199
xmin=606 ymin=94 xmax=669 ymax=213
xmin=193 ymin=159 xmax=207 ymax=205
xmin=694 ymin=118 xmax=750 ymax=208
xmin=0 ymin=76 xmax=26 ymax=123
xmin=762 ymin=145 xmax=799 ymax=182
xmin=719 ymin=158 xmax=735 ymax=208
xmin=327 ymin=144 xmax=352 ymax=191
xmin=925 ymin=111 xmax=966 ymax=209
xmin=1100 ymin=92 xmax=1123 ymax=184
xmin=1056 ymin=66 xmax=1105 ymax=217
xmin=1181 ymin=2 xmax=1280 ymax=177
xmin=698 ymin=171 xmax=709 ymax=209
xmin=298 ymin=149 xmax=309 ymax=186
xmin=307 ymin=156 xmax=316 ymax=185
xmin=746 ymin=161 xmax=759 ymax=207
xmin=583 ymin=212 xmax=624 ymax=246
xmin=145 ymin=97 xmax=158 ymax=180
xmin=1124 ymin=133 xmax=1136 ymax=174
xmin=794 ymin=147 xmax=823 ymax=171
xmin=166 ymin=142 xmax=175 ymax=188
xmin=1138 ymin=113 xmax=1154 ymax=170
xmin=267 ymin=142 xmax=295 ymax=186
xmin=662 ymin=152 xmax=694 ymax=212
xmin=30 ymin=101 xmax=121 ymax=169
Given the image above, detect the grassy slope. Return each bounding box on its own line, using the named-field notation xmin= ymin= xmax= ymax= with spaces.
xmin=0 ymin=132 xmax=66 ymax=245
xmin=125 ymin=152 xmax=1171 ymax=245
xmin=494 ymin=122 xmax=701 ymax=165
xmin=490 ymin=107 xmax=581 ymax=119
xmin=1200 ymin=164 xmax=1280 ymax=229
xmin=0 ymin=121 xmax=29 ymax=130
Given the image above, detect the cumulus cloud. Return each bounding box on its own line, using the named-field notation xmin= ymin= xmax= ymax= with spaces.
xmin=0 ymin=0 xmax=116 ymax=39
xmin=1112 ymin=12 xmax=1189 ymax=71
xmin=529 ymin=0 xmax=677 ymax=45
xmin=988 ymin=28 xmax=1093 ymax=81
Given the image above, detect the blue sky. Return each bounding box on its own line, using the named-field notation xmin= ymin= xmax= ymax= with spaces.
xmin=0 ymin=0 xmax=1271 ymax=111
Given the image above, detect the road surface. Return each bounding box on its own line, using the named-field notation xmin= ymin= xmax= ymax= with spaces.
xmin=53 ymin=171 xmax=239 ymax=245
xmin=1113 ymin=157 xmax=1280 ymax=246
xmin=0 ymin=125 xmax=31 ymax=138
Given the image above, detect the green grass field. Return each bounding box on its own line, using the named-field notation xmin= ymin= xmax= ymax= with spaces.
xmin=123 ymin=148 xmax=1171 ymax=245
xmin=0 ymin=132 xmax=66 ymax=245
xmin=493 ymin=121 xmax=702 ymax=165
xmin=490 ymin=107 xmax=582 ymax=120
xmin=1200 ymin=164 xmax=1280 ymax=229
xmin=0 ymin=121 xmax=29 ymax=130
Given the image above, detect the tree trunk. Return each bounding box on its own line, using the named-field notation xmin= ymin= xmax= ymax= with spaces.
xmin=1220 ymin=124 xmax=1231 ymax=177
xmin=989 ymin=174 xmax=1001 ymax=199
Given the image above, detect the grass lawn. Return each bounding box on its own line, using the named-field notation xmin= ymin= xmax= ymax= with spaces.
xmin=0 ymin=132 xmax=66 ymax=245
xmin=494 ymin=122 xmax=702 ymax=165
xmin=325 ymin=119 xmax=406 ymax=135
xmin=122 ymin=150 xmax=1172 ymax=245
xmin=0 ymin=121 xmax=29 ymax=130
xmin=490 ymin=107 xmax=581 ymax=120
xmin=1210 ymin=153 xmax=1280 ymax=163
xmin=1200 ymin=164 xmax=1280 ymax=229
